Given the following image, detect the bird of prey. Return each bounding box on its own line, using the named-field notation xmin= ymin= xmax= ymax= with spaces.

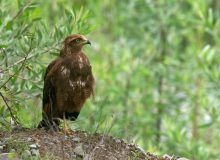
xmin=38 ymin=34 xmax=95 ymax=133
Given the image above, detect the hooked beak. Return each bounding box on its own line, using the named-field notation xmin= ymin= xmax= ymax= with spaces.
xmin=82 ymin=40 xmax=91 ymax=46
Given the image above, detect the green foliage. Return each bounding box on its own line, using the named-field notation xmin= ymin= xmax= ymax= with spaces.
xmin=0 ymin=0 xmax=93 ymax=128
xmin=1 ymin=0 xmax=220 ymax=159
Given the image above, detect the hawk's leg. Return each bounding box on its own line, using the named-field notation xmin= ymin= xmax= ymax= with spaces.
xmin=63 ymin=113 xmax=71 ymax=135
xmin=51 ymin=118 xmax=61 ymax=131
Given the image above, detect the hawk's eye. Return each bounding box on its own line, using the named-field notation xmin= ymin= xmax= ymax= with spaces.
xmin=75 ymin=38 xmax=81 ymax=43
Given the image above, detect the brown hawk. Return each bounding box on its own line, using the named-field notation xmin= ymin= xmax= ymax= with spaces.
xmin=38 ymin=34 xmax=95 ymax=132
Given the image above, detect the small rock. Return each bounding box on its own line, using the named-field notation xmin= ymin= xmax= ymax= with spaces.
xmin=177 ymin=158 xmax=190 ymax=160
xmin=115 ymin=139 xmax=121 ymax=143
xmin=29 ymin=144 xmax=38 ymax=149
xmin=121 ymin=150 xmax=126 ymax=155
xmin=74 ymin=144 xmax=84 ymax=156
xmin=31 ymin=149 xmax=40 ymax=156
xmin=27 ymin=138 xmax=32 ymax=142
xmin=72 ymin=137 xmax=80 ymax=142
xmin=163 ymin=154 xmax=172 ymax=159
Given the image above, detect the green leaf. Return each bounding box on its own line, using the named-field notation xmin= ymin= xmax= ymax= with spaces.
xmin=0 ymin=44 xmax=7 ymax=48
xmin=27 ymin=2 xmax=40 ymax=9
xmin=5 ymin=21 xmax=12 ymax=30
xmin=199 ymin=122 xmax=213 ymax=128
xmin=206 ymin=49 xmax=215 ymax=62
xmin=21 ymin=23 xmax=33 ymax=35
xmin=32 ymin=17 xmax=41 ymax=22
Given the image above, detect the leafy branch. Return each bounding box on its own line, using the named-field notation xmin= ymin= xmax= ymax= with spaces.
xmin=0 ymin=91 xmax=19 ymax=125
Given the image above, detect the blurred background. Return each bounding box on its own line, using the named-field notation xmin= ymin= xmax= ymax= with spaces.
xmin=1 ymin=0 xmax=220 ymax=159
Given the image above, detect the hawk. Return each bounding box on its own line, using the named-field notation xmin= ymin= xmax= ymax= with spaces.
xmin=38 ymin=34 xmax=95 ymax=132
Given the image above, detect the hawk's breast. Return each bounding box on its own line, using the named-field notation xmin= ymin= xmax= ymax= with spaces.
xmin=57 ymin=54 xmax=92 ymax=101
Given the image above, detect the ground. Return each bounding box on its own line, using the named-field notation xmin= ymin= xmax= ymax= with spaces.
xmin=0 ymin=129 xmax=184 ymax=160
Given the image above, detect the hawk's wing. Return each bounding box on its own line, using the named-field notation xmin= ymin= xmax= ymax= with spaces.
xmin=42 ymin=59 xmax=59 ymax=122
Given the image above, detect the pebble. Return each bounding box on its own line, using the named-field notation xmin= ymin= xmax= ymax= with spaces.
xmin=115 ymin=139 xmax=121 ymax=143
xmin=73 ymin=144 xmax=84 ymax=156
xmin=29 ymin=143 xmax=40 ymax=149
xmin=72 ymin=137 xmax=80 ymax=142
xmin=163 ymin=154 xmax=173 ymax=159
xmin=177 ymin=158 xmax=190 ymax=160
xmin=29 ymin=144 xmax=38 ymax=149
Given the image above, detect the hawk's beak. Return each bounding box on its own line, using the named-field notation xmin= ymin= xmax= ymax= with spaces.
xmin=82 ymin=40 xmax=91 ymax=46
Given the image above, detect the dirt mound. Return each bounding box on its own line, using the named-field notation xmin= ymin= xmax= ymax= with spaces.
xmin=0 ymin=129 xmax=180 ymax=160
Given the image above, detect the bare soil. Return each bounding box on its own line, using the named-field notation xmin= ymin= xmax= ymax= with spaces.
xmin=0 ymin=129 xmax=179 ymax=160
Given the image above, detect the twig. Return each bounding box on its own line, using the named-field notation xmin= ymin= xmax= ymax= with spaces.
xmin=6 ymin=54 xmax=35 ymax=69
xmin=1 ymin=48 xmax=8 ymax=67
xmin=0 ymin=35 xmax=36 ymax=88
xmin=1 ymin=44 xmax=60 ymax=72
xmin=2 ymin=66 xmax=39 ymax=84
xmin=0 ymin=92 xmax=19 ymax=125
xmin=11 ymin=2 xmax=32 ymax=21
xmin=0 ymin=43 xmax=60 ymax=89
xmin=6 ymin=73 xmax=39 ymax=84
xmin=0 ymin=52 xmax=29 ymax=89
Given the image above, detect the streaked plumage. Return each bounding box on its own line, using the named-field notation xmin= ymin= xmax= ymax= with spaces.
xmin=38 ymin=34 xmax=95 ymax=129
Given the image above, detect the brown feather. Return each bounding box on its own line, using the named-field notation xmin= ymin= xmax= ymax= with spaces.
xmin=38 ymin=34 xmax=95 ymax=128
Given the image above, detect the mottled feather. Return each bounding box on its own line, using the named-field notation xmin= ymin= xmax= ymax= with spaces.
xmin=38 ymin=34 xmax=95 ymax=128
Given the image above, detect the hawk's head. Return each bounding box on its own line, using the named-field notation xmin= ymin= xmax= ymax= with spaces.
xmin=63 ymin=34 xmax=91 ymax=53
